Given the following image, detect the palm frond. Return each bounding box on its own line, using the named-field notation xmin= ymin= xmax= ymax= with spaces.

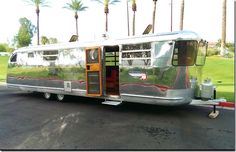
xmin=109 ymin=0 xmax=120 ymax=5
xmin=91 ymin=0 xmax=120 ymax=5
xmin=91 ymin=0 xmax=104 ymax=5
xmin=24 ymin=0 xmax=50 ymax=7
xmin=63 ymin=0 xmax=88 ymax=12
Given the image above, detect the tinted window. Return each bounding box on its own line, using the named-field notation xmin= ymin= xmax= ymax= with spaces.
xmin=10 ymin=53 xmax=17 ymax=62
xmin=172 ymin=41 xmax=197 ymax=66
xmin=86 ymin=48 xmax=99 ymax=64
xmin=196 ymin=41 xmax=207 ymax=66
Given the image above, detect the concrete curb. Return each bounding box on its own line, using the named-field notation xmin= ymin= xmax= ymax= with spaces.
xmin=193 ymin=104 xmax=235 ymax=110
xmin=218 ymin=102 xmax=235 ymax=108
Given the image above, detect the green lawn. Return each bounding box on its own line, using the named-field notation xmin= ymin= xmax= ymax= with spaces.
xmin=0 ymin=56 xmax=9 ymax=82
xmin=203 ymin=56 xmax=234 ymax=102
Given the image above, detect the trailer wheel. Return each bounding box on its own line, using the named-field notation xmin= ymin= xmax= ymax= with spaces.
xmin=56 ymin=94 xmax=65 ymax=101
xmin=44 ymin=92 xmax=52 ymax=100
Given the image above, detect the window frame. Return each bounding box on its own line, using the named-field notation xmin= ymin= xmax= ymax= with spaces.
xmin=195 ymin=40 xmax=208 ymax=66
xmin=171 ymin=40 xmax=198 ymax=66
xmin=10 ymin=53 xmax=17 ymax=63
xmin=121 ymin=42 xmax=152 ymax=67
xmin=43 ymin=50 xmax=59 ymax=61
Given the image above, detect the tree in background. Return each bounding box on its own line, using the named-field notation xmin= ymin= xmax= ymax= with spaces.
xmin=41 ymin=36 xmax=58 ymax=45
xmin=131 ymin=0 xmax=136 ymax=35
xmin=0 ymin=43 xmax=14 ymax=52
xmin=41 ymin=36 xmax=49 ymax=45
xmin=91 ymin=0 xmax=120 ymax=32
xmin=63 ymin=0 xmax=88 ymax=39
xmin=179 ymin=0 xmax=184 ymax=30
xmin=14 ymin=17 xmax=36 ymax=48
xmin=25 ymin=0 xmax=49 ymax=45
xmin=152 ymin=0 xmax=158 ymax=33
xmin=216 ymin=39 xmax=234 ymax=53
xmin=220 ymin=0 xmax=227 ymax=56
xmin=0 ymin=44 xmax=7 ymax=52
xmin=48 ymin=37 xmax=58 ymax=44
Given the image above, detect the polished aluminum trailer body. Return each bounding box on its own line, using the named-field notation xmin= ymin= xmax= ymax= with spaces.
xmin=7 ymin=31 xmax=208 ymax=105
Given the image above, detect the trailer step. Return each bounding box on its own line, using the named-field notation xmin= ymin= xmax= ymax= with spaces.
xmin=102 ymin=100 xmax=122 ymax=106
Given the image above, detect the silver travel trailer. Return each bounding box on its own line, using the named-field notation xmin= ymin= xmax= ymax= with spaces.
xmin=7 ymin=31 xmax=217 ymax=106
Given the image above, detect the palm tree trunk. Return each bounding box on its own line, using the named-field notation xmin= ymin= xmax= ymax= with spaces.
xmin=36 ymin=8 xmax=40 ymax=45
xmin=105 ymin=6 xmax=109 ymax=32
xmin=220 ymin=0 xmax=227 ymax=56
xmin=152 ymin=0 xmax=157 ymax=33
xmin=105 ymin=12 xmax=108 ymax=32
xmin=179 ymin=0 xmax=184 ymax=30
xmin=132 ymin=2 xmax=136 ymax=36
xmin=75 ymin=12 xmax=79 ymax=38
xmin=132 ymin=11 xmax=135 ymax=35
xmin=127 ymin=0 xmax=130 ymax=36
xmin=170 ymin=0 xmax=173 ymax=32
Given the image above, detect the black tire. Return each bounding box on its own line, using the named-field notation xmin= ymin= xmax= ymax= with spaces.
xmin=43 ymin=92 xmax=52 ymax=100
xmin=56 ymin=94 xmax=65 ymax=101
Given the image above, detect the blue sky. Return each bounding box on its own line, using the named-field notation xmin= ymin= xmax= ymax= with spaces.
xmin=0 ymin=0 xmax=234 ymax=45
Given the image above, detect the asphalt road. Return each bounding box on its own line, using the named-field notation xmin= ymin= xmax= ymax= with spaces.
xmin=0 ymin=84 xmax=235 ymax=150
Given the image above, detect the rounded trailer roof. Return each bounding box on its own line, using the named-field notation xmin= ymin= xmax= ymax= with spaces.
xmin=13 ymin=31 xmax=202 ymax=54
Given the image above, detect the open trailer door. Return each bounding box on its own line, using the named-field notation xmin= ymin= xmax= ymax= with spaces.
xmin=85 ymin=47 xmax=103 ymax=96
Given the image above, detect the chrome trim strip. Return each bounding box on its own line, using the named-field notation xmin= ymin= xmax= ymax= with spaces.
xmin=121 ymin=93 xmax=190 ymax=106
xmin=7 ymin=83 xmax=64 ymax=91
xmin=121 ymin=93 xmax=183 ymax=100
xmin=72 ymin=89 xmax=86 ymax=93
xmin=7 ymin=83 xmax=86 ymax=95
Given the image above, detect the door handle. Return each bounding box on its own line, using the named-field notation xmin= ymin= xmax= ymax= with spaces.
xmin=87 ymin=65 xmax=90 ymax=70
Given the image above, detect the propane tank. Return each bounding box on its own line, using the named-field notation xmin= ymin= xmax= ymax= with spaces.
xmin=190 ymin=77 xmax=197 ymax=89
xmin=201 ymin=78 xmax=215 ymax=100
xmin=190 ymin=77 xmax=200 ymax=98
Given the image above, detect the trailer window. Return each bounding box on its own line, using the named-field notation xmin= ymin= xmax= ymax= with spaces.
xmin=10 ymin=53 xmax=17 ymax=63
xmin=172 ymin=41 xmax=197 ymax=66
xmin=153 ymin=41 xmax=174 ymax=67
xmin=196 ymin=40 xmax=207 ymax=66
xmin=86 ymin=48 xmax=99 ymax=64
xmin=122 ymin=43 xmax=151 ymax=50
xmin=28 ymin=52 xmax=34 ymax=58
xmin=43 ymin=50 xmax=58 ymax=61
xmin=121 ymin=43 xmax=151 ymax=67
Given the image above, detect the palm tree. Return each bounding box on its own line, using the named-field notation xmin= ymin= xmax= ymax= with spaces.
xmin=152 ymin=0 xmax=158 ymax=33
xmin=91 ymin=0 xmax=120 ymax=32
xmin=220 ymin=0 xmax=227 ymax=56
xmin=170 ymin=0 xmax=173 ymax=31
xmin=179 ymin=0 xmax=184 ymax=30
xmin=25 ymin=0 xmax=49 ymax=45
xmin=131 ymin=0 xmax=136 ymax=35
xmin=126 ymin=0 xmax=130 ymax=36
xmin=64 ymin=0 xmax=88 ymax=39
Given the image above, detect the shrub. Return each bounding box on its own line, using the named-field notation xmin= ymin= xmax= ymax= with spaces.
xmin=207 ymin=47 xmax=219 ymax=56
xmin=227 ymin=43 xmax=234 ymax=53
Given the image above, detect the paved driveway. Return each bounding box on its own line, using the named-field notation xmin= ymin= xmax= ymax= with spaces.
xmin=0 ymin=85 xmax=234 ymax=150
